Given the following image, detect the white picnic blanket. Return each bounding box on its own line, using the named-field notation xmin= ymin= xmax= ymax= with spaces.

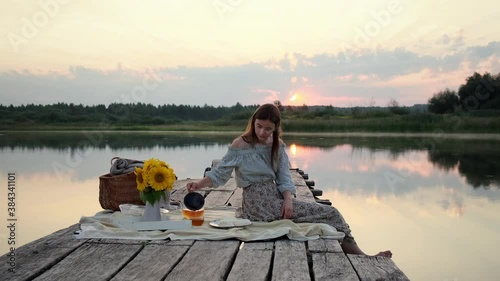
xmin=75 ymin=207 xmax=345 ymax=242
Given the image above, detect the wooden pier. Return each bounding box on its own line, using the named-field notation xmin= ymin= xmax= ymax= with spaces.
xmin=1 ymin=170 xmax=409 ymax=281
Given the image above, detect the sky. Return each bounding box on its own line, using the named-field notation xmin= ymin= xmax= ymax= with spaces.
xmin=1 ymin=0 xmax=499 ymax=107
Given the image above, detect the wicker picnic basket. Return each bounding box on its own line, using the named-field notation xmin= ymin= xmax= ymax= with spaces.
xmin=98 ymin=171 xmax=144 ymax=211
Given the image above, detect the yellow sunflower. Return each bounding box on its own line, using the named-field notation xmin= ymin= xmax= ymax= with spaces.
xmin=164 ymin=167 xmax=175 ymax=190
xmin=143 ymin=158 xmax=158 ymax=171
xmin=134 ymin=167 xmax=148 ymax=191
xmin=146 ymin=166 xmax=171 ymax=191
xmin=158 ymin=159 xmax=168 ymax=167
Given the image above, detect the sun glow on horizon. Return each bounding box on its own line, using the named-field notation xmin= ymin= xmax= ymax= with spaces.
xmin=288 ymin=92 xmax=306 ymax=105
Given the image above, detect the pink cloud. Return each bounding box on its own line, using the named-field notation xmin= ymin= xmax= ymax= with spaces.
xmin=253 ymin=88 xmax=281 ymax=103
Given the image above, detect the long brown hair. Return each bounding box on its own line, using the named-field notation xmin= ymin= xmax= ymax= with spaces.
xmin=241 ymin=104 xmax=282 ymax=170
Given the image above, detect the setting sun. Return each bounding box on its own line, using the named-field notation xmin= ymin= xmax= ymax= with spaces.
xmin=288 ymin=92 xmax=309 ymax=105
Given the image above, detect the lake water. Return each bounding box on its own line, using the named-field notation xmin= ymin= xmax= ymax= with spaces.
xmin=1 ymin=131 xmax=500 ymax=280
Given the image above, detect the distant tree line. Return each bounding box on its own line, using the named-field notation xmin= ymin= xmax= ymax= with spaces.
xmin=0 ymin=102 xmax=259 ymax=126
xmin=0 ymin=99 xmax=429 ymax=127
xmin=428 ymin=72 xmax=500 ymax=114
xmin=2 ymin=72 xmax=499 ymax=128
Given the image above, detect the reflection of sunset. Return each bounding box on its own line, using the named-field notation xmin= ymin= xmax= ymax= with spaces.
xmin=338 ymin=164 xmax=353 ymax=172
xmin=375 ymin=151 xmax=434 ymax=177
xmin=1 ymin=131 xmax=499 ymax=280
xmin=284 ymin=144 xmax=476 ymax=222
xmin=288 ymin=144 xmax=297 ymax=168
xmin=334 ymin=144 xmax=352 ymax=151
xmin=358 ymin=164 xmax=371 ymax=172
xmin=287 ymin=143 xmax=311 ymax=170
xmin=442 ymin=186 xmax=464 ymax=218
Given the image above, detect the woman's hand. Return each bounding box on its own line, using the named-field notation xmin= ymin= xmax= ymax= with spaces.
xmin=186 ymin=181 xmax=201 ymax=192
xmin=281 ymin=191 xmax=294 ymax=219
xmin=186 ymin=177 xmax=213 ymax=193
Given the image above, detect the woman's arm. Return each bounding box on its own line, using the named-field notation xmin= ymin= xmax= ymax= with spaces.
xmin=186 ymin=138 xmax=242 ymax=192
xmin=275 ymin=143 xmax=296 ymax=194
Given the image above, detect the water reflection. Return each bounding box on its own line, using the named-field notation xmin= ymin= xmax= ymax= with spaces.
xmin=1 ymin=132 xmax=500 ymax=280
xmin=1 ymin=132 xmax=500 ymax=189
xmin=285 ymin=135 xmax=500 ymax=189
xmin=0 ymin=131 xmax=237 ymax=150
xmin=0 ymin=132 xmax=234 ymax=182
xmin=0 ymin=172 xmax=102 ymax=250
xmin=284 ymin=140 xmax=500 ymax=281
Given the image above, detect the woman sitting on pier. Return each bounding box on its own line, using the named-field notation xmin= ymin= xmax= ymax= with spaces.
xmin=186 ymin=103 xmax=392 ymax=258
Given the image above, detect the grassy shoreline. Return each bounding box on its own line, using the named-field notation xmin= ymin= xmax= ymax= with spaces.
xmin=2 ymin=130 xmax=499 ymax=140
xmin=1 ymin=115 xmax=500 ymax=134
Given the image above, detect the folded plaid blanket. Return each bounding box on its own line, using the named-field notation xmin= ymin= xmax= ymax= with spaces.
xmin=109 ymin=157 xmax=144 ymax=176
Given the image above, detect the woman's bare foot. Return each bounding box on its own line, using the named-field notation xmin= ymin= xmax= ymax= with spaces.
xmin=375 ymin=250 xmax=393 ymax=258
xmin=341 ymin=241 xmax=393 ymax=258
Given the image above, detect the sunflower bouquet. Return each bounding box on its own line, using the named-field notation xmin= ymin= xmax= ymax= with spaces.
xmin=134 ymin=158 xmax=176 ymax=205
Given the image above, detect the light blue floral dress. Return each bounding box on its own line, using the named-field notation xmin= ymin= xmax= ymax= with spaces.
xmin=205 ymin=142 xmax=355 ymax=242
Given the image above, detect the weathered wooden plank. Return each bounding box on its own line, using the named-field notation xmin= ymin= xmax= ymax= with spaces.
xmin=272 ymin=240 xmax=311 ymax=281
xmin=33 ymin=243 xmax=142 ymax=281
xmin=227 ymin=187 xmax=243 ymax=207
xmin=291 ymin=169 xmax=316 ymax=203
xmin=172 ymin=179 xmax=193 ymax=190
xmin=312 ymin=253 xmax=359 ymax=281
xmin=165 ymin=240 xmax=240 ymax=281
xmin=290 ymin=171 xmax=308 ymax=186
xmin=111 ymin=244 xmax=190 ymax=281
xmin=148 ymin=239 xmax=195 ymax=246
xmin=0 ymin=224 xmax=85 ymax=281
xmin=86 ymin=239 xmax=147 ymax=245
xmin=215 ymin=177 xmax=238 ymax=191
xmin=308 ymin=238 xmax=343 ymax=253
xmin=204 ymin=190 xmax=234 ymax=207
xmin=295 ymin=185 xmax=317 ymax=202
xmin=347 ymin=255 xmax=410 ymax=281
xmin=226 ymin=242 xmax=273 ymax=281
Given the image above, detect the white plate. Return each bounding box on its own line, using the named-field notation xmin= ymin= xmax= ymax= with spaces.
xmin=209 ymin=218 xmax=252 ymax=229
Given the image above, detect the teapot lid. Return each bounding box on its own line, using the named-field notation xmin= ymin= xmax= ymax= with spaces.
xmin=184 ymin=192 xmax=205 ymax=210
